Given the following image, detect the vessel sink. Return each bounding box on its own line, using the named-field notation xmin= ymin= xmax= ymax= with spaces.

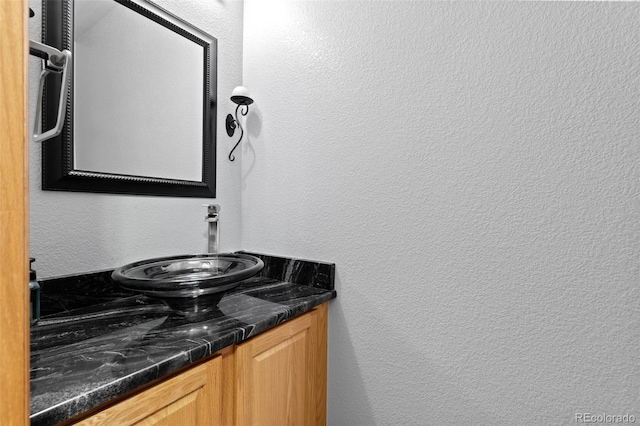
xmin=112 ymin=253 xmax=264 ymax=316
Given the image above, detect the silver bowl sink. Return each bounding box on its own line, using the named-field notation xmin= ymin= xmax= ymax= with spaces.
xmin=112 ymin=253 xmax=264 ymax=316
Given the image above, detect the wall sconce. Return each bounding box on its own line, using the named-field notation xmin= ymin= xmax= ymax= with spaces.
xmin=226 ymin=86 xmax=254 ymax=161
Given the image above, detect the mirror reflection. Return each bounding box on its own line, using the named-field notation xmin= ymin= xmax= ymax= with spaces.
xmin=42 ymin=0 xmax=217 ymax=197
xmin=74 ymin=0 xmax=204 ymax=181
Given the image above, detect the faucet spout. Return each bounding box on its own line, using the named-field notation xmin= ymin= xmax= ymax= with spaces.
xmin=204 ymin=204 xmax=220 ymax=253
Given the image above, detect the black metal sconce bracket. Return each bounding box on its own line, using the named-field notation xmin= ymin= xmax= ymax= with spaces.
xmin=226 ymin=100 xmax=252 ymax=161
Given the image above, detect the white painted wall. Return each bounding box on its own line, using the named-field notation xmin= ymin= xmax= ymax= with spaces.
xmin=28 ymin=0 xmax=245 ymax=278
xmin=242 ymin=2 xmax=640 ymax=425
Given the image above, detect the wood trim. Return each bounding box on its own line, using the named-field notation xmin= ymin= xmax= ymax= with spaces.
xmin=243 ymin=315 xmax=312 ymax=358
xmin=219 ymin=346 xmax=236 ymax=426
xmin=0 ymin=0 xmax=30 ymax=424
xmin=313 ymin=303 xmax=328 ymax=426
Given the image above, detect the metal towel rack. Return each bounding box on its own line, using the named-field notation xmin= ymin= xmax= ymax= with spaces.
xmin=29 ymin=39 xmax=71 ymax=143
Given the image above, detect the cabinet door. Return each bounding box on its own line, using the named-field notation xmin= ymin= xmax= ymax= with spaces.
xmin=235 ymin=304 xmax=328 ymax=426
xmin=73 ymin=355 xmax=223 ymax=426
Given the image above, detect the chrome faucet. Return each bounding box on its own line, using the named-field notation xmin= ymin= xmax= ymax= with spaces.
xmin=204 ymin=204 xmax=220 ymax=253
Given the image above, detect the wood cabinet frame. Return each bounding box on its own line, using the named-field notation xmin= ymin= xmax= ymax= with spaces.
xmin=0 ymin=1 xmax=30 ymax=424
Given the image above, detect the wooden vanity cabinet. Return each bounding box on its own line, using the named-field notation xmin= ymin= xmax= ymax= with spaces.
xmin=68 ymin=303 xmax=328 ymax=426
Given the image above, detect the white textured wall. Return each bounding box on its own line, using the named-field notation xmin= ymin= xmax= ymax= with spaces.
xmin=242 ymin=2 xmax=640 ymax=425
xmin=28 ymin=0 xmax=245 ymax=278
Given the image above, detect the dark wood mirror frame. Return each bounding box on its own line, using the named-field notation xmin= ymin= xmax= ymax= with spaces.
xmin=42 ymin=0 xmax=217 ymax=197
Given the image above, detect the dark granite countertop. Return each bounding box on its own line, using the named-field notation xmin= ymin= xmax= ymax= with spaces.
xmin=30 ymin=252 xmax=336 ymax=426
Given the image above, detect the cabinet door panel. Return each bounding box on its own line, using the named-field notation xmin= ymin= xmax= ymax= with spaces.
xmin=133 ymin=391 xmax=199 ymax=426
xmin=252 ymin=330 xmax=310 ymax=425
xmin=236 ymin=305 xmax=327 ymax=426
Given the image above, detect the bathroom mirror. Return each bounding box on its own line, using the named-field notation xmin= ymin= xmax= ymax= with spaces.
xmin=42 ymin=0 xmax=217 ymax=197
